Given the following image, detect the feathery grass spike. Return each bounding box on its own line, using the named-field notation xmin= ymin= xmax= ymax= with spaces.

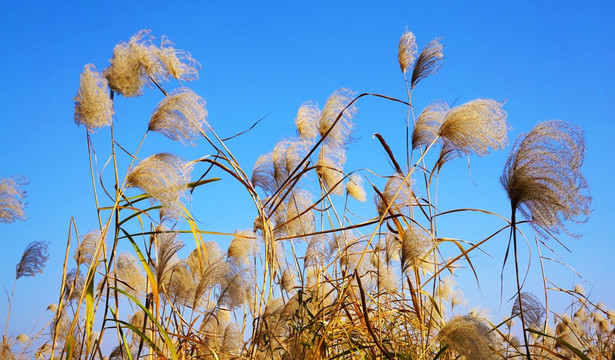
xmin=74 ymin=64 xmax=114 ymax=132
xmin=411 ymin=38 xmax=444 ymax=89
xmin=412 ymin=100 xmax=449 ymax=149
xmin=398 ymin=29 xmax=417 ymax=73
xmin=0 ymin=176 xmax=28 ymax=224
xmin=438 ymin=315 xmax=499 ymax=359
xmin=501 ymin=120 xmax=591 ymax=234
xmin=512 ymin=292 xmax=546 ymax=329
xmin=126 ymin=153 xmax=192 ymax=219
xmin=149 ymin=88 xmax=208 ymax=145
xmin=16 ymin=241 xmax=49 ymax=279
xmin=157 ymin=35 xmax=200 ymax=81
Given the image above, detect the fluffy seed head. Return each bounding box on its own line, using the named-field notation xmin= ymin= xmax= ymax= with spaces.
xmin=157 ymin=35 xmax=200 ymax=81
xmin=501 ymin=120 xmax=591 ymax=235
xmin=74 ymin=64 xmax=114 ymax=132
xmin=16 ymin=241 xmax=49 ymax=279
xmin=0 ymin=176 xmax=28 ymax=224
xmin=398 ymin=29 xmax=417 ymax=73
xmin=412 ymin=101 xmax=449 ymax=149
xmin=438 ymin=315 xmax=499 ymax=359
xmin=126 ymin=153 xmax=192 ymax=219
xmin=438 ymin=99 xmax=508 ymax=160
xmin=411 ymin=38 xmax=444 ymax=89
xmin=401 ymin=227 xmax=430 ymax=272
xmin=74 ymin=229 xmax=102 ymax=267
xmin=116 ymin=252 xmax=146 ymax=298
xmin=316 ymin=144 xmax=347 ymax=196
xmin=346 ymin=173 xmax=366 ymax=202
xmin=295 ymin=101 xmax=320 ymax=141
xmin=376 ymin=172 xmax=416 ymax=216
xmin=104 ymin=30 xmax=160 ymax=97
xmin=319 ymin=88 xmax=357 ymax=148
xmin=227 ymin=230 xmax=258 ymax=265
xmin=148 ymin=88 xmax=208 ymax=145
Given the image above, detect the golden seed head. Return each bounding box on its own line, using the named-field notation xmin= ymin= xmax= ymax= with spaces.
xmin=398 ymin=29 xmax=418 ymax=74
xmin=74 ymin=64 xmax=114 ymax=132
xmin=149 ymin=88 xmax=208 ymax=145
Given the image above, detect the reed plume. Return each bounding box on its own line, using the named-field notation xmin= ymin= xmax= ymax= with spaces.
xmin=401 ymin=227 xmax=430 ymax=273
xmin=346 ymin=173 xmax=366 ymax=202
xmin=74 ymin=230 xmax=101 ymax=267
xmin=412 ymin=100 xmax=449 ymax=149
xmin=376 ymin=172 xmax=416 ymax=216
xmin=438 ymin=99 xmax=508 ymax=162
xmin=0 ymin=176 xmax=28 ymax=224
xmin=512 ymin=292 xmax=545 ymax=329
xmin=318 ymin=88 xmax=357 ymax=148
xmin=16 ymin=241 xmax=49 ymax=279
xmin=295 ymin=101 xmax=320 ymax=141
xmin=501 ymin=120 xmax=591 ymax=235
xmin=411 ymin=38 xmax=444 ymax=89
xmin=63 ymin=269 xmax=85 ymax=302
xmin=116 ymin=252 xmax=146 ymax=298
xmin=398 ymin=29 xmax=417 ymax=74
xmin=438 ymin=315 xmax=499 ymax=359
xmin=148 ymin=88 xmax=208 ymax=145
xmin=316 ymin=143 xmax=347 ymax=196
xmin=104 ymin=30 xmax=160 ymax=97
xmin=74 ymin=64 xmax=114 ymax=132
xmin=157 ymin=35 xmax=201 ymax=82
xmin=126 ymin=153 xmax=192 ymax=218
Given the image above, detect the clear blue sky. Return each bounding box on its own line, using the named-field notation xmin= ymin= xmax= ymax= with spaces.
xmin=1 ymin=0 xmax=614 ymax=339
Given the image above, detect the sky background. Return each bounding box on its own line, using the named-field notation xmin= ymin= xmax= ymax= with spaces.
xmin=1 ymin=0 xmax=614 ymax=344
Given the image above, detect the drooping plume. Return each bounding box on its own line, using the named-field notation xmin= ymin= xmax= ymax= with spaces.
xmin=157 ymin=35 xmax=201 ymax=82
xmin=501 ymin=120 xmax=591 ymax=235
xmin=401 ymin=227 xmax=430 ymax=273
xmin=398 ymin=29 xmax=417 ymax=74
xmin=511 ymin=292 xmax=545 ymax=329
xmin=0 ymin=176 xmax=28 ymax=224
xmin=316 ymin=143 xmax=347 ymax=196
xmin=148 ymin=88 xmax=208 ymax=145
xmin=74 ymin=64 xmax=114 ymax=132
xmin=116 ymin=252 xmax=146 ymax=298
xmin=411 ymin=38 xmax=444 ymax=89
xmin=16 ymin=241 xmax=49 ymax=280
xmin=126 ymin=153 xmax=192 ymax=218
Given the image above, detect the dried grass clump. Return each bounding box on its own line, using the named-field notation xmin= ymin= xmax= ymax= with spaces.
xmin=0 ymin=176 xmax=28 ymax=224
xmin=438 ymin=315 xmax=499 ymax=359
xmin=126 ymin=153 xmax=192 ymax=218
xmin=16 ymin=241 xmax=49 ymax=279
xmin=149 ymin=88 xmax=208 ymax=145
xmin=501 ymin=120 xmax=591 ymax=234
xmin=74 ymin=64 xmax=114 ymax=132
xmin=398 ymin=29 xmax=417 ymax=74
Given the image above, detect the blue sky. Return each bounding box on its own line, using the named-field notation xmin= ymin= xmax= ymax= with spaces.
xmin=1 ymin=0 xmax=614 ymax=340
